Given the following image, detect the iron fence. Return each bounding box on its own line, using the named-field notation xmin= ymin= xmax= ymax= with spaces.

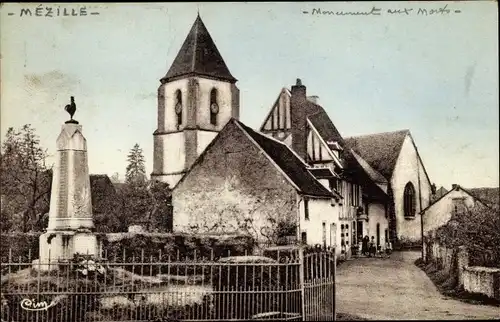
xmin=1 ymin=246 xmax=335 ymax=322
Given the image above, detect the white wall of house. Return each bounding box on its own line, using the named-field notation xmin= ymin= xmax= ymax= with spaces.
xmin=299 ymin=197 xmax=340 ymax=254
xmin=423 ymin=189 xmax=477 ymax=235
xmin=367 ymin=202 xmax=389 ymax=247
xmin=391 ymin=134 xmax=433 ymax=243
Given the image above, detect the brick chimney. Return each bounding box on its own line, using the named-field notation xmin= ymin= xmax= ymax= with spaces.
xmin=290 ymin=78 xmax=308 ymax=161
xmin=291 ymin=78 xmax=306 ymax=98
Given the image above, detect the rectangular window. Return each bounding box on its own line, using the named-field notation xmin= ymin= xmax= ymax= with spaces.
xmin=301 ymin=232 xmax=307 ymax=245
xmin=322 ymin=222 xmax=327 ymax=248
xmin=304 ymin=197 xmax=309 ymax=220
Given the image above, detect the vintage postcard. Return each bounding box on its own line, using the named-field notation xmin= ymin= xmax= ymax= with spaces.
xmin=1 ymin=2 xmax=498 ymax=321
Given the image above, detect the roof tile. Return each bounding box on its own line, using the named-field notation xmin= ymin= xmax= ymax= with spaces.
xmin=236 ymin=120 xmax=333 ymax=198
xmin=344 ymin=130 xmax=409 ymax=180
xmin=161 ymin=15 xmax=236 ymax=83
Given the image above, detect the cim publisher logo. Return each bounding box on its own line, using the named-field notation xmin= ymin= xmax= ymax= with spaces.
xmin=20 ymin=297 xmax=64 ymax=311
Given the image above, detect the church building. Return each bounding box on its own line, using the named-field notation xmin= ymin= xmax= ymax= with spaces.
xmin=152 ymin=14 xmax=434 ymax=252
xmin=151 ymin=14 xmax=240 ymax=188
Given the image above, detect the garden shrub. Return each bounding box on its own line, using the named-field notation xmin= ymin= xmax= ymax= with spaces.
xmin=441 ymin=274 xmax=458 ymax=291
xmin=1 ymin=233 xmax=41 ymax=261
xmin=433 ymin=269 xmax=449 ymax=285
xmin=414 ymin=257 xmax=425 ymax=267
xmin=102 ymin=233 xmax=254 ymax=260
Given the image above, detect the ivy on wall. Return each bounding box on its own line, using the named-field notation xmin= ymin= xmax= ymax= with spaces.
xmin=428 ymin=203 xmax=500 ymax=268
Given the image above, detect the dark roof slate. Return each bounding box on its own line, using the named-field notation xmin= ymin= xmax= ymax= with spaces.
xmin=161 ymin=15 xmax=236 ymax=83
xmin=236 ymin=120 xmax=334 ymax=198
xmin=344 ymin=130 xmax=409 ymax=180
xmin=307 ymin=107 xmax=346 ymax=149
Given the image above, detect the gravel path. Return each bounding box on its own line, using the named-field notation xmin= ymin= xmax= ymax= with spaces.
xmin=336 ymin=251 xmax=500 ymax=320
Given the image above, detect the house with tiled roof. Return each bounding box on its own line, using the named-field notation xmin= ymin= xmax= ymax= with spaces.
xmin=173 ymin=118 xmax=344 ymax=248
xmin=259 ymin=79 xmax=392 ymax=254
xmin=260 ymin=78 xmax=433 ymax=250
xmin=422 ymin=184 xmax=498 ymax=237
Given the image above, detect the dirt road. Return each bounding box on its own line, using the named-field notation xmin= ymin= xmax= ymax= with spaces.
xmin=336 ymin=251 xmax=500 ymax=320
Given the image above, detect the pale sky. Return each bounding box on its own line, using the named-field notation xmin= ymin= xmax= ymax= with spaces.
xmin=1 ymin=2 xmax=498 ymax=189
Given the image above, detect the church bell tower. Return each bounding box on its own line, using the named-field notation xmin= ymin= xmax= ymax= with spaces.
xmin=152 ymin=14 xmax=240 ymax=187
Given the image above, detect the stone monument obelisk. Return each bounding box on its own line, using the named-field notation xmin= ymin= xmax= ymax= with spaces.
xmin=36 ymin=97 xmax=99 ymax=270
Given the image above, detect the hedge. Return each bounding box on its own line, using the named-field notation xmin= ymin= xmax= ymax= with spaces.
xmin=1 ymin=232 xmax=255 ymax=264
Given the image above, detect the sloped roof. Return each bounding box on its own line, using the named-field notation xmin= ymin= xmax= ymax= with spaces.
xmin=161 ymin=15 xmax=237 ymax=83
xmin=344 ymin=130 xmax=409 ymax=180
xmin=307 ymin=108 xmax=346 ymax=149
xmin=466 ymin=187 xmax=499 ymax=207
xmin=235 ymin=120 xmax=335 ymax=198
xmin=349 ymin=150 xmax=388 ymax=185
xmin=342 ymin=149 xmax=388 ymax=200
xmin=421 ymin=185 xmax=496 ymax=214
xmin=436 ymin=186 xmax=448 ymax=198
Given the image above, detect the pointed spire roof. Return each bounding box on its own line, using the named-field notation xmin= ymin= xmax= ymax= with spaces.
xmin=161 ymin=15 xmax=237 ymax=84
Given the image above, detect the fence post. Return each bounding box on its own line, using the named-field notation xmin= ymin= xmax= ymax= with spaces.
xmin=299 ymin=246 xmax=306 ymax=321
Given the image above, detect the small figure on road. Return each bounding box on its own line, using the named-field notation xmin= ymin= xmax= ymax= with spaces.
xmin=369 ymin=236 xmax=376 ymax=257
xmin=362 ymin=235 xmax=369 ymax=256
xmin=385 ymin=241 xmax=392 ymax=256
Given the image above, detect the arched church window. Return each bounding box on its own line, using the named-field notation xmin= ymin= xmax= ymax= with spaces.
xmin=403 ymin=182 xmax=416 ymax=217
xmin=175 ymin=90 xmax=182 ymax=126
xmin=210 ymin=88 xmax=219 ymax=125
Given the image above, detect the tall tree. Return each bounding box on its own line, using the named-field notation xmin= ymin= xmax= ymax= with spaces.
xmin=0 ymin=125 xmax=51 ymax=232
xmin=147 ymin=180 xmax=173 ymax=232
xmin=110 ymin=172 xmax=121 ymax=184
xmin=125 ymin=143 xmax=146 ymax=186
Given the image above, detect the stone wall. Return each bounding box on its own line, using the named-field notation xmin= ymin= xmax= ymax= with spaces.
xmin=430 ymin=241 xmax=455 ymax=273
xmin=425 ymin=239 xmax=500 ymax=300
xmin=463 ymin=266 xmax=500 ymax=300
xmin=173 ymin=121 xmax=298 ymax=242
